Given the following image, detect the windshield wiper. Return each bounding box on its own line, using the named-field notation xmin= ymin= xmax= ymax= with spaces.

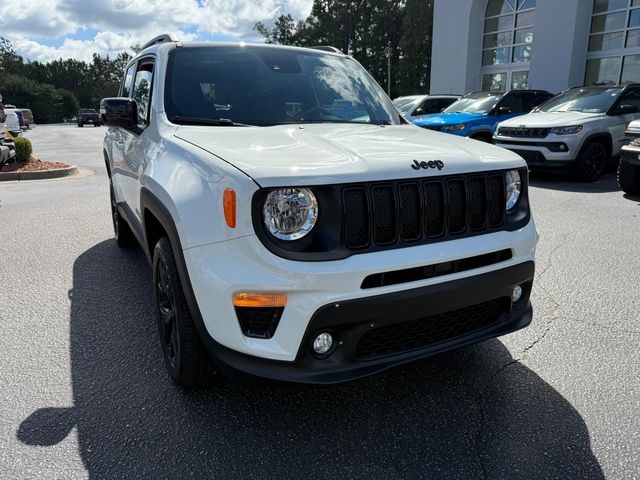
xmin=170 ymin=116 xmax=251 ymax=126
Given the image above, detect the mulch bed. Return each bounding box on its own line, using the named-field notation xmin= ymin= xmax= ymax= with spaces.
xmin=0 ymin=157 xmax=71 ymax=173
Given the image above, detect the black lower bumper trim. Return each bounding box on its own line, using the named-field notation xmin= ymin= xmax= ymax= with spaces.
xmin=198 ymin=262 xmax=535 ymax=384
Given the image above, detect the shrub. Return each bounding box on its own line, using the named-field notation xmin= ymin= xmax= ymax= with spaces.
xmin=13 ymin=137 xmax=33 ymax=163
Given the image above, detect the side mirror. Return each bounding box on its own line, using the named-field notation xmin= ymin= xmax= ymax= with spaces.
xmin=496 ymin=106 xmax=513 ymax=115
xmin=616 ymin=104 xmax=639 ymax=115
xmin=100 ymin=98 xmax=138 ymax=129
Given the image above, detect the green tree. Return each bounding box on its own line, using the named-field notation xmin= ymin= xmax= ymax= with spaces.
xmin=397 ymin=0 xmax=433 ymax=95
xmin=0 ymin=37 xmax=23 ymax=75
xmin=253 ymin=0 xmax=409 ymax=98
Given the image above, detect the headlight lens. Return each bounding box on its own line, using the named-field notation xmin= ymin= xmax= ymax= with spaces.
xmin=442 ymin=123 xmax=466 ymax=131
xmin=263 ymin=188 xmax=318 ymax=240
xmin=550 ymin=125 xmax=583 ymax=135
xmin=505 ymin=170 xmax=521 ymax=210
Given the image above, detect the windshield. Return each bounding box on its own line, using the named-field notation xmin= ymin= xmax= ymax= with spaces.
xmin=443 ymin=93 xmax=502 ymax=114
xmin=165 ymin=46 xmax=401 ymax=126
xmin=536 ymin=87 xmax=622 ymax=113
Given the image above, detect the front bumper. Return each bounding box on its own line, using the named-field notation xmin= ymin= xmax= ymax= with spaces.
xmin=183 ymin=218 xmax=537 ymax=373
xmin=621 ymin=141 xmax=640 ymax=165
xmin=201 ymin=262 xmax=534 ymax=384
xmin=493 ymin=135 xmax=581 ymax=169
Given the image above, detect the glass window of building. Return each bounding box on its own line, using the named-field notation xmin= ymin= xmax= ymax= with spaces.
xmin=586 ymin=0 xmax=640 ymax=85
xmin=481 ymin=0 xmax=536 ymax=92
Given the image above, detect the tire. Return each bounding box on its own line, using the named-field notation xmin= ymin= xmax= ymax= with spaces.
xmin=94 ymin=123 xmax=99 ymax=127
xmin=78 ymin=123 xmax=83 ymax=127
xmin=109 ymin=182 xmax=136 ymax=246
xmin=618 ymin=158 xmax=640 ymax=195
xmin=575 ymin=142 xmax=607 ymax=182
xmin=153 ymin=236 xmax=216 ymax=387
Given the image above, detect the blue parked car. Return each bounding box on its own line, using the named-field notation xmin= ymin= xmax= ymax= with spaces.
xmin=413 ymin=90 xmax=553 ymax=142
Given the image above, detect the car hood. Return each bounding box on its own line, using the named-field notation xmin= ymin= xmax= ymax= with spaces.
xmin=498 ymin=111 xmax=605 ymax=128
xmin=413 ymin=112 xmax=486 ymax=126
xmin=174 ymin=123 xmax=524 ymax=187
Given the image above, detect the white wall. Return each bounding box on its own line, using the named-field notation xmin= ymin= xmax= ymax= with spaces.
xmin=431 ymin=0 xmax=593 ymax=95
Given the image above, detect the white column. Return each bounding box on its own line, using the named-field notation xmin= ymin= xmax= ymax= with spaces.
xmin=430 ymin=0 xmax=480 ymax=94
xmin=528 ymin=0 xmax=592 ymax=93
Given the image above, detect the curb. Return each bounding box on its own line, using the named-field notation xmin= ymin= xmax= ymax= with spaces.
xmin=0 ymin=165 xmax=79 ymax=182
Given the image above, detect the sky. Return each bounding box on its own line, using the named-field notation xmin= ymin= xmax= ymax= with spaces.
xmin=0 ymin=0 xmax=314 ymax=63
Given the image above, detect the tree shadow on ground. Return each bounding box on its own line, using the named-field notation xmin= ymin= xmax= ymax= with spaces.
xmin=18 ymin=241 xmax=604 ymax=479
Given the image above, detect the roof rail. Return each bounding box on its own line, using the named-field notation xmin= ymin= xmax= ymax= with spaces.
xmin=140 ymin=34 xmax=175 ymax=51
xmin=311 ymin=46 xmax=343 ymax=54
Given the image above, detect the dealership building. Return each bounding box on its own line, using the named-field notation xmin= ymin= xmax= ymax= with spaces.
xmin=430 ymin=0 xmax=640 ymax=95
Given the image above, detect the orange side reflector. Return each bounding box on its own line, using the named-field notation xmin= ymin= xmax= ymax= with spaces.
xmin=223 ymin=188 xmax=236 ymax=228
xmin=233 ymin=293 xmax=288 ymax=308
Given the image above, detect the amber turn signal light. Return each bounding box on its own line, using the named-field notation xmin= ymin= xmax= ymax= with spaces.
xmin=223 ymin=188 xmax=236 ymax=228
xmin=232 ymin=292 xmax=288 ymax=308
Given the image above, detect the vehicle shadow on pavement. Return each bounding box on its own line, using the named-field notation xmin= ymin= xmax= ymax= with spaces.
xmin=17 ymin=241 xmax=604 ymax=479
xmin=529 ymin=171 xmax=620 ymax=194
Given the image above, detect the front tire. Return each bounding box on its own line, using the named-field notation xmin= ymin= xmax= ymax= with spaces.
xmin=153 ymin=237 xmax=216 ymax=387
xmin=78 ymin=123 xmax=83 ymax=127
xmin=110 ymin=182 xmax=136 ymax=246
xmin=575 ymin=142 xmax=607 ymax=182
xmin=618 ymin=158 xmax=640 ymax=195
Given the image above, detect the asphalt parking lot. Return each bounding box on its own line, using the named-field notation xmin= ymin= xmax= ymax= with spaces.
xmin=0 ymin=124 xmax=639 ymax=479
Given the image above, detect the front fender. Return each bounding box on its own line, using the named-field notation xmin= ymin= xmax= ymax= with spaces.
xmin=140 ymin=138 xmax=259 ymax=251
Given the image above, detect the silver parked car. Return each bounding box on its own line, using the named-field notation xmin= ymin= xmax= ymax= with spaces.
xmin=393 ymin=94 xmax=460 ymax=121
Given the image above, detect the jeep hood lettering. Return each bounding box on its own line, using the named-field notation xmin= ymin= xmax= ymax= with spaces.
xmin=174 ymin=124 xmax=523 ymax=187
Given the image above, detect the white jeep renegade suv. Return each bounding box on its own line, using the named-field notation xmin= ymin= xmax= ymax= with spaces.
xmin=101 ymin=35 xmax=538 ymax=386
xmin=494 ymin=84 xmax=640 ymax=181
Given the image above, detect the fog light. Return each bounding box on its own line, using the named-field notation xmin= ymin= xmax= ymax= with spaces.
xmin=512 ymin=285 xmax=523 ymax=303
xmin=313 ymin=332 xmax=333 ymax=355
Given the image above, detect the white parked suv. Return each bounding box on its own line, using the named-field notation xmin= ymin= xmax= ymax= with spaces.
xmin=0 ymin=95 xmax=16 ymax=167
xmin=494 ymin=85 xmax=640 ymax=181
xmin=101 ymin=35 xmax=538 ymax=386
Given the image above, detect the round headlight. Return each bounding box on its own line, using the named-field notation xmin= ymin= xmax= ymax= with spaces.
xmin=505 ymin=170 xmax=521 ymax=210
xmin=263 ymin=188 xmax=318 ymax=240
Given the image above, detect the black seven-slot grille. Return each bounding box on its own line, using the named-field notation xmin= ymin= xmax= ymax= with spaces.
xmin=342 ymin=172 xmax=506 ymax=250
xmin=498 ymin=126 xmax=550 ymax=138
xmin=354 ymin=297 xmax=509 ymax=360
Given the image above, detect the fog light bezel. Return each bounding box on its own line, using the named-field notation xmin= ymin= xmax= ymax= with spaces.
xmin=311 ymin=331 xmax=336 ymax=358
xmin=512 ymin=285 xmax=523 ymax=303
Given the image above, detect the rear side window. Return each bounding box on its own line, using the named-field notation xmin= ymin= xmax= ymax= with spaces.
xmin=121 ymin=64 xmax=135 ymax=97
xmin=615 ymin=87 xmax=640 ymax=112
xmin=438 ymin=98 xmax=457 ymax=111
xmin=415 ymin=99 xmax=439 ymax=115
xmin=497 ymin=93 xmax=525 ymax=113
xmin=523 ymin=92 xmax=552 ymax=111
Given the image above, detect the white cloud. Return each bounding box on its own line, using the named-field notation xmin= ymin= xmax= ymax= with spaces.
xmin=3 ymin=0 xmax=313 ymax=62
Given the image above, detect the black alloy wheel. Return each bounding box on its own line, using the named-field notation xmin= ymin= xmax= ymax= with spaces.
xmin=576 ymin=142 xmax=607 ymax=182
xmin=156 ymin=254 xmax=180 ymax=370
xmin=152 ymin=237 xmax=216 ymax=387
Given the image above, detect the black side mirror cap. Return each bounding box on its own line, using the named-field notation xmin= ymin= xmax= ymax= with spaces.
xmin=616 ymin=104 xmax=639 ymax=115
xmin=100 ymin=98 xmax=138 ymax=129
